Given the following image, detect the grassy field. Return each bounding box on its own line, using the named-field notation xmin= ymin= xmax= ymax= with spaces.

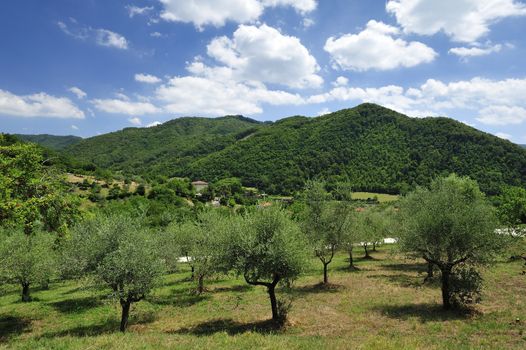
xmin=1 ymin=245 xmax=525 ymax=349
xmin=351 ymin=192 xmax=399 ymax=203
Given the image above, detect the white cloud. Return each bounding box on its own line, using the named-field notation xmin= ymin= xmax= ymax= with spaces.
xmin=150 ymin=31 xmax=163 ymax=38
xmin=317 ymin=107 xmax=331 ymax=116
xmin=261 ymin=0 xmax=317 ymax=14
xmin=156 ymin=74 xmax=303 ymax=116
xmin=128 ymin=117 xmax=142 ymax=126
xmin=207 ymin=24 xmax=322 ymax=88
xmin=135 ymin=73 xmax=162 ymax=84
xmin=158 ymin=0 xmax=317 ymax=28
xmin=496 ymin=132 xmax=512 ymax=140
xmin=302 ymin=18 xmax=315 ymax=28
xmin=91 ymin=99 xmax=160 ymax=115
xmin=126 ymin=5 xmax=153 ymax=18
xmin=71 ymin=125 xmax=79 ymax=130
xmin=69 ymin=86 xmax=87 ymax=99
xmin=58 ymin=20 xmax=129 ymax=50
xmin=147 ymin=121 xmax=162 ymax=127
xmin=0 ymin=89 xmax=85 ymax=119
xmin=477 ymin=105 xmax=526 ymax=125
xmin=386 ymin=0 xmax=526 ymax=43
xmin=159 ymin=0 xmax=263 ymax=28
xmin=95 ymin=29 xmax=128 ymax=49
xmin=449 ymin=43 xmax=503 ymax=57
xmin=324 ymin=20 xmax=437 ymax=71
xmin=307 ymin=77 xmax=526 ymax=126
xmin=332 ymin=76 xmax=349 ymax=87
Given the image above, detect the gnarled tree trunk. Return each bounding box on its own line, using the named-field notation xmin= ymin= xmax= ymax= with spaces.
xmin=21 ymin=282 xmax=31 ymax=302
xmin=120 ymin=299 xmax=131 ymax=332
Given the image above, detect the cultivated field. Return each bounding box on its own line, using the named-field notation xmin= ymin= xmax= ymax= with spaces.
xmin=1 ymin=245 xmax=524 ymax=350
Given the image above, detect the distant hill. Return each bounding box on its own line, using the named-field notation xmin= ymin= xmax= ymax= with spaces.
xmin=62 ymin=104 xmax=526 ymax=195
xmin=185 ymin=104 xmax=526 ymax=194
xmin=65 ymin=116 xmax=262 ymax=179
xmin=521 ymin=144 xmax=526 ymax=149
xmin=15 ymin=134 xmax=82 ymax=150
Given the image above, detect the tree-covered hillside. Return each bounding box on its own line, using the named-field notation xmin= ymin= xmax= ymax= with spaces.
xmin=65 ymin=116 xmax=262 ymax=179
xmin=186 ymin=104 xmax=526 ymax=194
xmin=63 ymin=104 xmax=526 ymax=195
xmin=15 ymin=134 xmax=82 ymax=150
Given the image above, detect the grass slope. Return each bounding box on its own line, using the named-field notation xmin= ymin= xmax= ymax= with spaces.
xmin=1 ymin=246 xmax=525 ymax=349
xmin=15 ymin=134 xmax=82 ymax=151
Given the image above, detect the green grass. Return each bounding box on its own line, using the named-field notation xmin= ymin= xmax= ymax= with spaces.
xmin=351 ymin=192 xmax=400 ymax=203
xmin=1 ymin=246 xmax=525 ymax=349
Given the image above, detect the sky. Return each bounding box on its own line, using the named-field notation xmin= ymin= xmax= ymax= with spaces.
xmin=0 ymin=0 xmax=526 ymax=143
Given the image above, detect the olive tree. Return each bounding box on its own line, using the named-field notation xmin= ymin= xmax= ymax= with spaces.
xmin=398 ymin=175 xmax=501 ymax=310
xmin=68 ymin=215 xmax=164 ymax=332
xmin=174 ymin=210 xmax=231 ymax=294
xmin=303 ymin=181 xmax=348 ymax=284
xmin=0 ymin=229 xmax=56 ymax=302
xmin=228 ymin=206 xmax=307 ymax=324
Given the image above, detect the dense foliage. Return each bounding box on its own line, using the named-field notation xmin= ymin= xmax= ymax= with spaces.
xmin=15 ymin=134 xmax=82 ymax=150
xmin=64 ymin=116 xmax=262 ymax=180
xmin=188 ymin=104 xmax=526 ymax=195
xmin=398 ymin=174 xmax=502 ymax=309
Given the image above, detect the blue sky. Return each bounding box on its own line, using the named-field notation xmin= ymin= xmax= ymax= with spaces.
xmin=1 ymin=0 xmax=526 ymax=143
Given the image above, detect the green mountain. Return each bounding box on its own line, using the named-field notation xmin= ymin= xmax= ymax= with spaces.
xmin=65 ymin=115 xmax=261 ymax=179
xmin=64 ymin=104 xmax=526 ymax=195
xmin=15 ymin=134 xmax=82 ymax=150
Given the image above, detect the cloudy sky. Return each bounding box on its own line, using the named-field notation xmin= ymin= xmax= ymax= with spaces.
xmin=1 ymin=0 xmax=526 ymax=142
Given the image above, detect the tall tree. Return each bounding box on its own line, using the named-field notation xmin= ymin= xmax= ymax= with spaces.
xmin=302 ymin=181 xmax=349 ymax=284
xmin=68 ymin=215 xmax=164 ymax=332
xmin=227 ymin=206 xmax=307 ymax=325
xmin=398 ymin=175 xmax=501 ymax=309
xmin=0 ymin=228 xmax=57 ymax=302
xmin=0 ymin=140 xmax=79 ymax=235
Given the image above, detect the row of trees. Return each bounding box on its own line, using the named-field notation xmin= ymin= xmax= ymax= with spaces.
xmin=0 ymin=167 xmax=522 ymax=331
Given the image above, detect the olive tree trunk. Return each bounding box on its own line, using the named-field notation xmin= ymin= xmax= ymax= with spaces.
xmin=120 ymin=300 xmax=131 ymax=332
xmin=21 ymin=282 xmax=31 ymax=302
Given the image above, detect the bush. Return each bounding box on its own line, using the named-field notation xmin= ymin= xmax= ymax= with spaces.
xmin=449 ymin=265 xmax=483 ymax=308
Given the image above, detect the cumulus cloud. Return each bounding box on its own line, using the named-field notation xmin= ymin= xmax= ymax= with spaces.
xmin=135 ymin=73 xmax=162 ymax=84
xmin=324 ymin=20 xmax=437 ymax=71
xmin=0 ymin=89 xmax=85 ymax=119
xmin=128 ymin=117 xmax=142 ymax=125
xmin=156 ymin=73 xmax=304 ymax=116
xmin=477 ymin=105 xmax=526 ymax=125
xmin=91 ymin=98 xmax=160 ymax=115
xmin=207 ymin=24 xmax=322 ymax=88
xmin=307 ymin=77 xmax=526 ymax=126
xmin=158 ymin=0 xmax=317 ymax=28
xmin=449 ymin=43 xmax=505 ymax=58
xmin=147 ymin=121 xmax=162 ymax=127
xmin=386 ymin=0 xmax=526 ymax=43
xmin=69 ymin=86 xmax=87 ymax=99
xmin=57 ymin=20 xmax=128 ymax=50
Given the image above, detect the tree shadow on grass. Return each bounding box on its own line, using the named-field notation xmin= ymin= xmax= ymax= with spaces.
xmin=367 ymin=273 xmax=435 ymax=289
xmin=374 ymin=303 xmax=473 ymax=322
xmin=212 ymin=284 xmax=253 ymax=294
xmin=149 ymin=288 xmax=211 ymax=307
xmin=381 ymin=262 xmax=427 ymax=273
xmin=49 ymin=296 xmax=102 ymax=314
xmin=171 ymin=318 xmax=281 ymax=336
xmin=39 ymin=311 xmax=156 ymax=338
xmin=0 ymin=316 xmax=31 ymax=342
xmin=291 ymin=282 xmax=343 ymax=296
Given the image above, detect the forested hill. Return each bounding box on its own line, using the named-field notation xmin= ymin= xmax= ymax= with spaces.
xmin=15 ymin=134 xmax=82 ymax=150
xmin=186 ymin=104 xmax=526 ymax=195
xmin=65 ymin=115 xmax=262 ymax=178
xmin=62 ymin=103 xmax=526 ymax=195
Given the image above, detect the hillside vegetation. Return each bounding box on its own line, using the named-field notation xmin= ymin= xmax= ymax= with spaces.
xmin=62 ymin=104 xmax=526 ymax=195
xmin=65 ymin=116 xmax=261 ymax=179
xmin=15 ymin=134 xmax=82 ymax=150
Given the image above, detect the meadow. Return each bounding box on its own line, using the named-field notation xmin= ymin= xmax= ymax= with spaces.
xmin=1 ymin=245 xmax=524 ymax=350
